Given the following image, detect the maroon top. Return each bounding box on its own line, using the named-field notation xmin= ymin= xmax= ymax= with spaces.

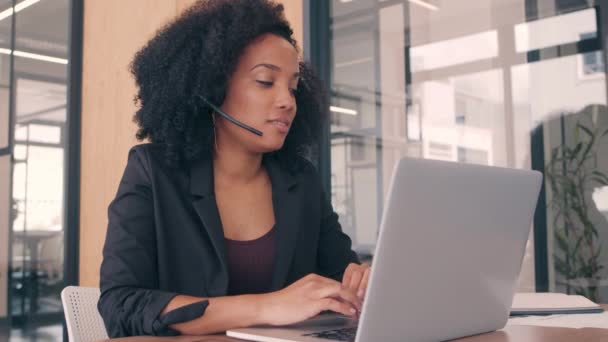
xmin=225 ymin=227 xmax=276 ymax=295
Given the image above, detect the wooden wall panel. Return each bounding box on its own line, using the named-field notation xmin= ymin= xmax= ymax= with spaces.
xmin=281 ymin=0 xmax=303 ymax=50
xmin=79 ymin=0 xmax=179 ymax=286
xmin=79 ymin=1 xmax=304 ymax=286
xmin=176 ymin=0 xmax=198 ymax=14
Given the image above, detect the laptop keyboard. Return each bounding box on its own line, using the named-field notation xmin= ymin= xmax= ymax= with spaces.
xmin=303 ymin=327 xmax=357 ymax=341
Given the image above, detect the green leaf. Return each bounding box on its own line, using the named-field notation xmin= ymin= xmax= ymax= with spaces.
xmin=571 ymin=142 xmax=583 ymax=157
xmin=555 ymin=230 xmax=571 ymax=253
xmin=579 ymin=140 xmax=595 ymax=165
xmin=573 ymin=234 xmax=586 ymax=253
xmin=592 ymin=170 xmax=608 ymax=178
xmin=577 ymin=123 xmax=594 ymax=137
xmin=592 ymin=171 xmax=608 ymax=184
xmin=565 ymin=182 xmax=578 ymax=198
xmin=554 ymin=255 xmax=572 ymax=277
xmin=592 ymin=177 xmax=608 ymax=186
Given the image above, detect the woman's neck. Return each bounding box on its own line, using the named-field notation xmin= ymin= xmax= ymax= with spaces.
xmin=213 ymin=141 xmax=264 ymax=186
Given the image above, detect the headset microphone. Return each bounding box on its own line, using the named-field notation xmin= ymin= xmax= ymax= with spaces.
xmin=198 ymin=95 xmax=264 ymax=136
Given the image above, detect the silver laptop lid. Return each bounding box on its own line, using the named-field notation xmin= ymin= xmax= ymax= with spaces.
xmin=357 ymin=157 xmax=542 ymax=342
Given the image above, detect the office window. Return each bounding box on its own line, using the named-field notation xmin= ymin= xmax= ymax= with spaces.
xmin=326 ymin=0 xmax=608 ymax=300
xmin=0 ymin=0 xmax=12 ymax=325
xmin=0 ymin=0 xmax=75 ymax=339
xmin=580 ymin=32 xmax=604 ymax=76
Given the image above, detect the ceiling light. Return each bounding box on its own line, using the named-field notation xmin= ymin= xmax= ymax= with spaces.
xmin=0 ymin=48 xmax=68 ymax=65
xmin=330 ymin=106 xmax=358 ymax=116
xmin=0 ymin=0 xmax=41 ymax=22
xmin=335 ymin=57 xmax=373 ymax=68
xmin=409 ymin=0 xmax=439 ymax=11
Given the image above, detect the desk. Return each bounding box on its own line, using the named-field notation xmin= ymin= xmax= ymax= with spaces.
xmin=99 ymin=305 xmax=608 ymax=342
xmin=99 ymin=325 xmax=608 ymax=342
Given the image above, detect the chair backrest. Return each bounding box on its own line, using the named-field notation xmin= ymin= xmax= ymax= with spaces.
xmin=61 ymin=286 xmax=109 ymax=342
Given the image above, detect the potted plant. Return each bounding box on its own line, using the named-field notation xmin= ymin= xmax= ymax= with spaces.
xmin=546 ymin=105 xmax=608 ymax=302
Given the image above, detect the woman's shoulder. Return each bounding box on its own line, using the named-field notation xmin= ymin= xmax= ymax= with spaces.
xmin=268 ymin=153 xmax=321 ymax=188
xmin=128 ymin=142 xmax=166 ymax=159
xmin=125 ymin=143 xmax=184 ymax=177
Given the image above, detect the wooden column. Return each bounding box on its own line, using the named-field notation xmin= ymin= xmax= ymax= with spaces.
xmin=79 ymin=0 xmax=302 ymax=286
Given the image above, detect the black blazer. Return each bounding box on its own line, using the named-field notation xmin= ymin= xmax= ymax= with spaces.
xmin=98 ymin=144 xmax=359 ymax=337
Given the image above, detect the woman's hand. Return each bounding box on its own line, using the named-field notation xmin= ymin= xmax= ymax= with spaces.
xmin=258 ymin=274 xmax=362 ymax=326
xmin=342 ymin=263 xmax=371 ymax=300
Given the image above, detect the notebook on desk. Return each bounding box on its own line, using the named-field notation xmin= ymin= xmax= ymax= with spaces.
xmin=511 ymin=292 xmax=603 ymax=315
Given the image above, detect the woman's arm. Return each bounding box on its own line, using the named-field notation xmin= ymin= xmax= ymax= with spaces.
xmin=162 ymin=273 xmax=362 ymax=335
xmin=99 ymin=147 xmax=180 ymax=337
xmin=159 ymin=294 xmax=263 ymax=335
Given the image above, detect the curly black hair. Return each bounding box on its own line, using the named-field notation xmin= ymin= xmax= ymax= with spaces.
xmin=130 ymin=0 xmax=328 ymax=169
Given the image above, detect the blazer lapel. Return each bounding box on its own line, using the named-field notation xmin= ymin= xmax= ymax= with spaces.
xmin=188 ymin=156 xmax=302 ymax=293
xmin=266 ymin=157 xmax=302 ymax=291
xmin=189 ymin=158 xmax=228 ymax=294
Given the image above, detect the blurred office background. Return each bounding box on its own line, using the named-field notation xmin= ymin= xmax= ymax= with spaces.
xmin=0 ymin=0 xmax=607 ymax=341
xmin=324 ymin=0 xmax=608 ymax=302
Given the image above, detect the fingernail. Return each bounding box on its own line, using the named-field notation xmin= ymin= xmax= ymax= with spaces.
xmin=357 ymin=289 xmax=364 ymax=298
xmin=350 ymin=308 xmax=356 ymax=314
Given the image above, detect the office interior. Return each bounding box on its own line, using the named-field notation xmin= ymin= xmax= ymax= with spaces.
xmin=0 ymin=0 xmax=607 ymax=340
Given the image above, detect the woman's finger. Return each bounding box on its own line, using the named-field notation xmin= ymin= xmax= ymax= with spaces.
xmin=317 ymin=298 xmax=357 ymax=317
xmin=358 ymin=267 xmax=371 ymax=299
xmin=348 ymin=269 xmax=363 ymax=292
xmin=312 ymin=274 xmax=346 ymax=289
xmin=315 ymin=283 xmax=362 ymax=311
xmin=341 ymin=264 xmax=355 ymax=288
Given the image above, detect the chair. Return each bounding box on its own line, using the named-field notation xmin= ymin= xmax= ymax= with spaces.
xmin=61 ymin=286 xmax=109 ymax=342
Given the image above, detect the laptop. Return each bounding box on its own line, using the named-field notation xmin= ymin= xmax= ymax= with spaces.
xmin=227 ymin=157 xmax=543 ymax=342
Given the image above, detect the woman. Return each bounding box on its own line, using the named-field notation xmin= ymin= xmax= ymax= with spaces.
xmin=98 ymin=0 xmax=370 ymax=337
